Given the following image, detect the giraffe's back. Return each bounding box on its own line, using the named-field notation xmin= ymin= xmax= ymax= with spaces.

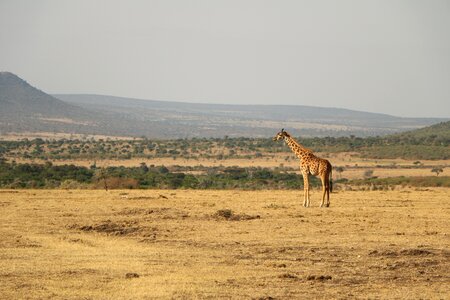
xmin=301 ymin=153 xmax=331 ymax=176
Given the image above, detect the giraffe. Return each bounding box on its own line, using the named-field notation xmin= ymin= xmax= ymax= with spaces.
xmin=273 ymin=129 xmax=333 ymax=207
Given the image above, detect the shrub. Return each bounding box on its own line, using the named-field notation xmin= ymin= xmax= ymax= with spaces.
xmin=95 ymin=177 xmax=140 ymax=189
xmin=60 ymin=179 xmax=84 ymax=189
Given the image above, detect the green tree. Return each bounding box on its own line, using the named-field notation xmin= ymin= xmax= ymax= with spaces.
xmin=431 ymin=167 xmax=443 ymax=176
xmin=140 ymin=162 xmax=149 ymax=173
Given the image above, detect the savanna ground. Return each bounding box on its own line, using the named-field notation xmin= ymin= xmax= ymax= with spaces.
xmin=1 ymin=188 xmax=449 ymax=299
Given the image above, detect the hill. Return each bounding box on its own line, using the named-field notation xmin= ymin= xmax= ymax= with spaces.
xmin=54 ymin=94 xmax=447 ymax=138
xmin=1 ymin=72 xmax=448 ymax=138
xmin=0 ymin=72 xmax=161 ymax=137
xmin=0 ymin=72 xmax=85 ymax=117
xmin=0 ymin=72 xmax=96 ymax=134
xmin=353 ymin=120 xmax=450 ymax=159
xmin=388 ymin=121 xmax=450 ymax=143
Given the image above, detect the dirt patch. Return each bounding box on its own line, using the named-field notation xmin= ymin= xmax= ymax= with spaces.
xmin=368 ymin=250 xmax=397 ymax=257
xmin=125 ymin=272 xmax=140 ymax=279
xmin=0 ymin=234 xmax=41 ymax=248
xmin=400 ymin=249 xmax=433 ymax=256
xmin=139 ymin=227 xmax=160 ymax=243
xmin=116 ymin=208 xmax=156 ymax=215
xmin=62 ymin=268 xmax=99 ymax=276
xmin=307 ymin=275 xmax=332 ymax=281
xmin=369 ymin=248 xmax=434 ymax=257
xmin=214 ymin=209 xmax=260 ymax=221
xmin=16 ymin=239 xmax=41 ymax=248
xmin=116 ymin=207 xmax=189 ymax=219
xmin=62 ymin=237 xmax=96 ymax=247
xmin=278 ymin=273 xmax=299 ymax=279
xmin=75 ymin=220 xmax=141 ymax=236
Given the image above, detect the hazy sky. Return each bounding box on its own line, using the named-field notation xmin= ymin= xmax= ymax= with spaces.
xmin=1 ymin=1 xmax=449 ymax=118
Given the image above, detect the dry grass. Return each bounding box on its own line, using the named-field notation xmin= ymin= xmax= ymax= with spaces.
xmin=1 ymin=188 xmax=449 ymax=299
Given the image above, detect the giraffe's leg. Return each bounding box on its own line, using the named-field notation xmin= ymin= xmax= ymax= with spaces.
xmin=303 ymin=188 xmax=307 ymax=207
xmin=302 ymin=173 xmax=309 ymax=207
xmin=320 ymin=175 xmax=326 ymax=208
xmin=306 ymin=177 xmax=311 ymax=207
xmin=326 ymin=172 xmax=331 ymax=207
xmin=306 ymin=185 xmax=310 ymax=207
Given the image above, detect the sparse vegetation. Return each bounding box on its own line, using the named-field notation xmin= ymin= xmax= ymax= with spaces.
xmin=0 ymin=160 xmax=321 ymax=190
xmin=1 ymin=159 xmax=447 ymax=189
xmin=1 ymin=124 xmax=449 ymax=163
xmin=1 ymin=129 xmax=449 ymax=189
xmin=431 ymin=167 xmax=444 ymax=176
xmin=1 ymin=189 xmax=448 ymax=299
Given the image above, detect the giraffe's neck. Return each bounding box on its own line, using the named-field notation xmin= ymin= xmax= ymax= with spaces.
xmin=284 ymin=136 xmax=309 ymax=159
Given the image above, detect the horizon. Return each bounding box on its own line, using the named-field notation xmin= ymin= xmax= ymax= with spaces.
xmin=52 ymin=92 xmax=447 ymax=120
xmin=2 ymin=70 xmax=448 ymax=120
xmin=1 ymin=1 xmax=450 ymax=118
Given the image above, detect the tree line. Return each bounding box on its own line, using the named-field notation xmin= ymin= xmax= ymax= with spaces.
xmin=1 ymin=133 xmax=449 ymax=160
xmin=1 ymin=159 xmax=448 ymax=190
xmin=0 ymin=159 xmax=320 ymax=190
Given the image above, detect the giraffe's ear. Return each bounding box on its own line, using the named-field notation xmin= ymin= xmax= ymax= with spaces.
xmin=281 ymin=128 xmax=284 ymax=132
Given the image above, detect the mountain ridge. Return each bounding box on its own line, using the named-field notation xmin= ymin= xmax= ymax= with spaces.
xmin=0 ymin=72 xmax=92 ymax=119
xmin=1 ymin=72 xmax=448 ymax=138
xmin=55 ymin=93 xmax=446 ymax=135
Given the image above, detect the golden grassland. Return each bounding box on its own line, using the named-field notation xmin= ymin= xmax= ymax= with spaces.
xmin=1 ymin=188 xmax=449 ymax=299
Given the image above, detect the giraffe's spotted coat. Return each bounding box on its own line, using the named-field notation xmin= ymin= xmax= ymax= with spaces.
xmin=274 ymin=129 xmax=333 ymax=207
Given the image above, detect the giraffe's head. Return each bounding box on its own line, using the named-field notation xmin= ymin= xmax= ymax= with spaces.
xmin=273 ymin=128 xmax=289 ymax=141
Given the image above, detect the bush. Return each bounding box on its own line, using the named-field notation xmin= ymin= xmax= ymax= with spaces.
xmin=94 ymin=177 xmax=140 ymax=189
xmin=348 ymin=176 xmax=450 ymax=188
xmin=60 ymin=179 xmax=84 ymax=189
